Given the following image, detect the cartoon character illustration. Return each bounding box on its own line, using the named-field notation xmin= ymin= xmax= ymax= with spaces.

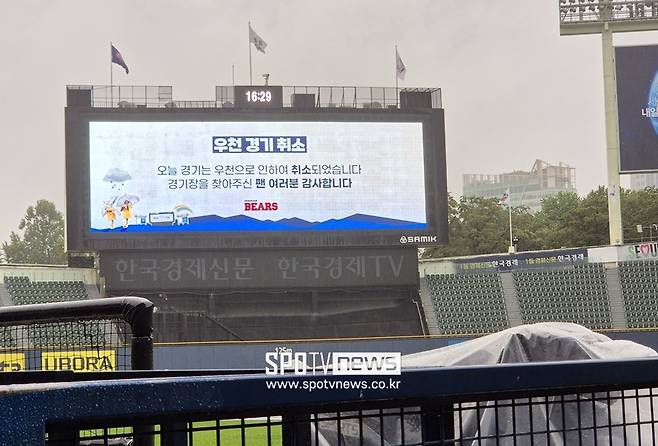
xmin=120 ymin=200 xmax=134 ymax=229
xmin=101 ymin=168 xmax=141 ymax=230
xmin=174 ymin=205 xmax=193 ymax=225
xmin=103 ymin=205 xmax=117 ymax=229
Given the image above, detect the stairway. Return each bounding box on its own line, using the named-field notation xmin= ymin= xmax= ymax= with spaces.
xmin=0 ymin=284 xmax=13 ymax=307
xmin=500 ymin=272 xmax=523 ymax=327
xmin=605 ymin=265 xmax=627 ymax=329
xmin=418 ymin=277 xmax=441 ymax=335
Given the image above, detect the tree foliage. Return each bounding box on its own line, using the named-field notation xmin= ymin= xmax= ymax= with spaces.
xmin=1 ymin=200 xmax=66 ymax=265
xmin=423 ymin=186 xmax=658 ymax=259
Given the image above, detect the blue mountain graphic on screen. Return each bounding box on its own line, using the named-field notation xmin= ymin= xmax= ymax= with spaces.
xmin=91 ymin=213 xmax=427 ymax=233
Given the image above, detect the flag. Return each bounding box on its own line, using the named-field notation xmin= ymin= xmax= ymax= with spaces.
xmin=249 ymin=23 xmax=267 ymax=53
xmin=498 ymin=188 xmax=511 ymax=206
xmin=396 ymin=47 xmax=406 ymax=80
xmin=111 ymin=44 xmax=129 ymax=74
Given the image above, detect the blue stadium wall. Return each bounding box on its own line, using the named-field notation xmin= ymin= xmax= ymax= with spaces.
xmin=152 ymin=330 xmax=658 ymax=370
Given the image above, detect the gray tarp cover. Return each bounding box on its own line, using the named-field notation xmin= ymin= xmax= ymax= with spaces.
xmin=317 ymin=323 xmax=658 ymax=445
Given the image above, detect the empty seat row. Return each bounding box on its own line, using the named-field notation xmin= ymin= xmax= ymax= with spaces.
xmin=4 ymin=276 xmax=89 ymax=306
xmin=426 ymin=273 xmax=509 ymax=335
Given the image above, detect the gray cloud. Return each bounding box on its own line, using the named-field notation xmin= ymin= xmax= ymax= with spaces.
xmin=103 ymin=168 xmax=131 ymax=183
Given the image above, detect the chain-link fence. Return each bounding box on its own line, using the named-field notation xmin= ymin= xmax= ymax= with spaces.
xmin=0 ymin=297 xmax=153 ymax=373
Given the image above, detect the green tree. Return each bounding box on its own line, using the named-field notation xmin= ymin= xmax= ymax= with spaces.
xmin=533 ymin=191 xmax=582 ymax=249
xmin=621 ymin=187 xmax=658 ymax=242
xmin=424 ymin=196 xmax=538 ymax=258
xmin=2 ymin=200 xmax=66 ymax=265
xmin=576 ymin=186 xmax=609 ymax=247
xmin=423 ymin=185 xmax=658 ymax=259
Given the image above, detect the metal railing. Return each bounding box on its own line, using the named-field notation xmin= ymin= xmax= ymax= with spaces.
xmin=66 ymin=85 xmax=442 ymax=109
xmin=218 ymin=85 xmax=442 ymax=109
xmin=560 ymin=0 xmax=658 ymax=24
xmin=0 ymin=297 xmax=154 ymax=372
xmin=67 ymin=85 xmax=173 ymax=108
xmin=3 ymin=357 xmax=658 ymax=444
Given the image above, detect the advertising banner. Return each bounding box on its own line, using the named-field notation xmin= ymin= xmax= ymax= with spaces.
xmin=453 ymin=248 xmax=588 ymax=273
xmin=41 ymin=350 xmax=116 ymax=372
xmin=618 ymin=242 xmax=658 ymax=261
xmin=100 ymin=247 xmax=419 ymax=291
xmin=0 ymin=353 xmax=24 ymax=372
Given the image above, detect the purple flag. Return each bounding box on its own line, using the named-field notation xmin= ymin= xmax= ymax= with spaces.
xmin=111 ymin=44 xmax=129 ymax=74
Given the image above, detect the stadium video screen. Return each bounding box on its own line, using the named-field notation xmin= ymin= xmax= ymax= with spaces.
xmin=66 ymin=109 xmax=447 ymax=250
xmin=88 ymin=121 xmax=427 ymax=234
xmin=616 ymin=44 xmax=658 ymax=172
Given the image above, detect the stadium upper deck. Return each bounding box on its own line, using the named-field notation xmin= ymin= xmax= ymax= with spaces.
xmin=66 ymin=84 xmax=442 ymax=109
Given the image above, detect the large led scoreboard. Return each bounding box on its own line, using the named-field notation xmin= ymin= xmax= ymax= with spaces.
xmin=65 ymin=86 xmax=448 ymax=251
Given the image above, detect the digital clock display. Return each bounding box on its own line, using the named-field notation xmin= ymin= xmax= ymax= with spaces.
xmin=246 ymin=90 xmax=272 ymax=102
xmin=234 ymin=86 xmax=283 ymax=108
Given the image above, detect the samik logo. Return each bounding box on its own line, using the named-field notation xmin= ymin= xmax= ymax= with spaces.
xmin=400 ymin=235 xmax=438 ymax=244
xmin=244 ymin=200 xmax=278 ymax=211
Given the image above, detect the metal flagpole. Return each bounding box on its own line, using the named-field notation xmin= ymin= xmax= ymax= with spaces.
xmin=395 ymin=45 xmax=399 ymax=107
xmin=508 ymin=202 xmax=513 ymax=252
xmin=248 ymin=22 xmax=253 ymax=85
xmin=232 ymin=64 xmax=235 ymax=86
xmin=110 ymin=42 xmax=113 ymax=107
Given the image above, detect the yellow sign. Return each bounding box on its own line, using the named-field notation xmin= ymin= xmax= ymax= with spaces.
xmin=0 ymin=353 xmax=25 ymax=372
xmin=41 ymin=350 xmax=116 ymax=372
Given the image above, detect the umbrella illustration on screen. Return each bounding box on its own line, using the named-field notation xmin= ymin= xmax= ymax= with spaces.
xmin=115 ymin=194 xmax=140 ymax=229
xmin=115 ymin=194 xmax=140 ymax=206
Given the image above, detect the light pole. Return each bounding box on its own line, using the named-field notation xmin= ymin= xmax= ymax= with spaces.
xmin=559 ymin=0 xmax=658 ymax=246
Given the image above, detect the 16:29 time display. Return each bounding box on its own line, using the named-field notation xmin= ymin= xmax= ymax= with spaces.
xmin=245 ymin=90 xmax=272 ymax=102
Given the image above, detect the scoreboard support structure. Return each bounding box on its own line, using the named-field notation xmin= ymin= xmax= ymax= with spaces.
xmin=559 ymin=0 xmax=658 ymax=246
xmin=65 ymin=84 xmax=447 ymax=340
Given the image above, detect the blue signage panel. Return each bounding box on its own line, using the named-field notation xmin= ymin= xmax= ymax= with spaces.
xmin=452 ymin=248 xmax=588 ymax=273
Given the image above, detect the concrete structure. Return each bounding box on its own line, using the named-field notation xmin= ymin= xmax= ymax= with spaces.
xmin=462 ymin=159 xmax=576 ymax=212
xmin=559 ymin=0 xmax=658 ymax=245
xmin=630 ymin=172 xmax=658 ymax=191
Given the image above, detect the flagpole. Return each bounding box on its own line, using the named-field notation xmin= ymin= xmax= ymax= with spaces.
xmin=110 ymin=42 xmax=113 ymax=107
xmin=248 ymin=22 xmax=253 ymax=85
xmin=508 ymin=201 xmax=513 ymax=252
xmin=395 ymin=45 xmax=399 ymax=107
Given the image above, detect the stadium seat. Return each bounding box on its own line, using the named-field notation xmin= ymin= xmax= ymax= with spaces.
xmin=513 ymin=264 xmax=612 ymax=329
xmin=4 ymin=276 xmax=89 ymax=306
xmin=427 ymin=272 xmax=509 ymax=335
xmin=619 ymin=261 xmax=658 ymax=328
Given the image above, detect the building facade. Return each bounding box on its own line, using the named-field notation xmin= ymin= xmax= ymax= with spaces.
xmin=462 ymin=160 xmax=576 ymax=213
xmin=629 ymin=173 xmax=658 ymax=191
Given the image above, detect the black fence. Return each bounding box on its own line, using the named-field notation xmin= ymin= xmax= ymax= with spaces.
xmin=2 ymin=357 xmax=658 ymax=445
xmin=0 ymin=297 xmax=154 ymax=372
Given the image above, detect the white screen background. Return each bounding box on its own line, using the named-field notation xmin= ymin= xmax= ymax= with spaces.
xmin=89 ymin=121 xmax=427 ymax=230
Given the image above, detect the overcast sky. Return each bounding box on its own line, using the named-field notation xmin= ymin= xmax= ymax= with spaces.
xmin=1 ymin=0 xmax=657 ymax=246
